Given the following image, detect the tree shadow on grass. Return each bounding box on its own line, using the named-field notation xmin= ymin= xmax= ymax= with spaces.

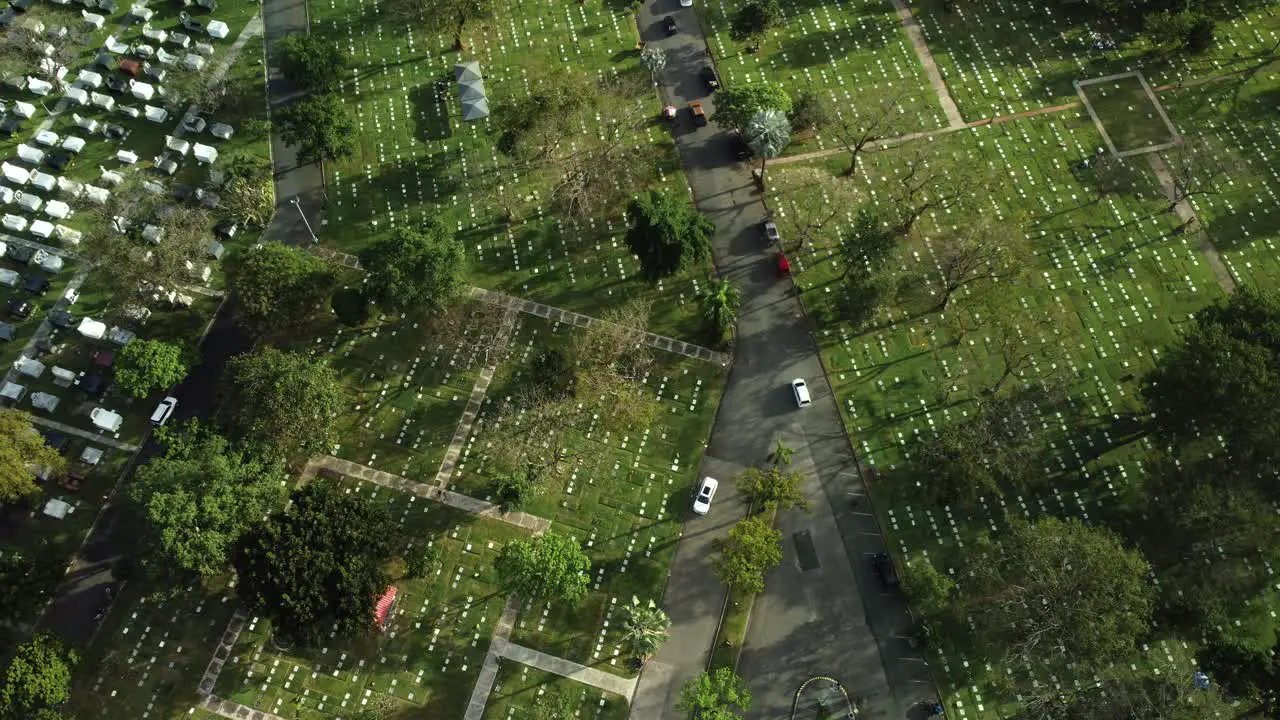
xmin=776 ymin=24 xmax=892 ymax=71
xmin=409 ymin=78 xmax=456 ymax=144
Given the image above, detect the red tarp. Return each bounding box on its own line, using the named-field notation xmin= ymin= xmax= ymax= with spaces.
xmin=373 ymin=586 xmax=397 ymax=629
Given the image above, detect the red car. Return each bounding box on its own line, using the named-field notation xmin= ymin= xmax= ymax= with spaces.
xmin=775 ymin=251 xmax=790 ymax=275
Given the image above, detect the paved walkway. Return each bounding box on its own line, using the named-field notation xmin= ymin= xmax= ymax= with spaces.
xmin=435 ymin=307 xmax=517 ymax=487
xmin=888 ymin=0 xmax=964 ymax=127
xmin=303 ymin=455 xmax=551 ymax=532
xmin=24 ymin=414 xmax=141 ymax=452
xmin=202 ymin=695 xmax=286 ymax=720
xmin=1147 ymin=153 xmax=1236 ymax=293
xmin=462 ymin=595 xmax=520 ymax=720
xmin=3 ymin=270 xmax=89 ymax=388
xmin=469 ymin=288 xmax=730 ymax=365
xmin=493 ymin=638 xmax=640 ymax=700
xmin=198 ymin=611 xmax=247 ymax=696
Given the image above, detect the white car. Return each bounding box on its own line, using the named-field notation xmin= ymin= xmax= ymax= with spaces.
xmin=680 ymin=0 xmax=693 ymax=6
xmin=693 ymin=476 xmax=718 ymax=515
xmin=791 ymin=378 xmax=812 ymax=408
xmin=150 ymin=396 xmax=178 ymax=426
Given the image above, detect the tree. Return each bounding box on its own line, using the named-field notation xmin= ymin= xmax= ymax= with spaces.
xmin=626 ymin=190 xmax=715 ymax=281
xmin=639 ymin=46 xmax=667 ymax=78
xmin=129 ymin=422 xmax=288 ymax=581
xmin=359 ymin=220 xmax=467 ymax=315
xmin=788 ymin=89 xmax=833 ymax=134
xmin=744 ymin=108 xmax=791 ymax=189
xmin=1197 ymin=638 xmax=1279 ymax=714
xmin=528 ymin=690 xmax=578 ymax=720
xmin=917 ymin=394 xmax=1043 ymax=506
xmin=927 ymin=221 xmax=1028 ymax=312
xmin=1143 ymin=287 xmax=1280 ymax=487
xmin=219 ymin=153 xmax=275 ymax=228
xmin=234 ymin=480 xmax=396 ymax=646
xmin=114 ymin=339 xmax=189 ymax=399
xmin=770 ymin=438 xmax=795 ymax=466
xmin=713 ymin=82 xmax=792 ymax=132
xmin=677 ymin=668 xmax=752 ymax=720
xmin=0 ymin=410 xmax=66 ymax=504
xmin=1143 ymin=10 xmax=1216 ymax=53
xmin=899 ymin=556 xmax=954 ymax=619
xmin=729 ymin=0 xmax=782 ymax=51
xmin=231 ymin=242 xmax=336 ymax=339
xmin=276 ymin=35 xmax=348 ymax=91
xmin=714 ymin=515 xmax=782 ymax=594
xmin=494 ymin=531 xmax=591 ymax=604
xmin=0 ymin=634 xmax=77 ymax=720
xmin=702 ymin=279 xmax=740 ymax=343
xmin=1159 ymin=137 xmax=1247 ymax=216
xmin=824 ymin=92 xmax=903 ymax=177
xmin=383 ymin=0 xmax=493 ymax=50
xmin=221 ymin=347 xmax=344 ymax=460
xmin=277 ymin=94 xmax=355 ymax=165
xmin=964 ymin=518 xmax=1155 ymax=665
xmin=620 ymin=596 xmax=670 ymax=663
xmin=837 ymin=206 xmax=898 ymax=282
xmin=736 ymin=465 xmax=808 ymax=511
xmin=404 ymin=543 xmax=441 ymax=579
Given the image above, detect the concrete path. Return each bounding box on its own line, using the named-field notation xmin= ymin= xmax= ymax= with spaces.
xmin=631 ymin=1 xmax=930 ymax=717
xmin=3 ymin=269 xmax=90 ymax=388
xmin=25 ymin=414 xmax=141 ymax=453
xmin=469 ymin=288 xmax=730 ymax=365
xmin=493 ymin=638 xmax=640 ymax=700
xmin=198 ymin=611 xmax=247 ymax=696
xmin=888 ymin=0 xmax=964 ymax=127
xmin=202 ymin=695 xmax=286 ymax=720
xmin=261 ymin=0 xmax=326 ymax=246
xmin=463 ymin=595 xmax=520 ymax=720
xmin=1147 ymin=153 xmax=1236 ymax=293
xmin=303 ymin=455 xmax=551 ymax=533
xmin=435 ymin=307 xmax=517 ymax=487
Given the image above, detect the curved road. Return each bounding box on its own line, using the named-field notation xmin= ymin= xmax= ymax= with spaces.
xmin=629 ymin=2 xmax=934 ymax=719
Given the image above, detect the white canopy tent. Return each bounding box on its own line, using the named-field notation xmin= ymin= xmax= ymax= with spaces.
xmin=29 ymin=219 xmax=54 ymax=238
xmin=206 ymin=19 xmax=229 ymax=38
xmin=77 ymin=317 xmax=106 ymax=339
xmin=128 ymin=80 xmax=154 ymax=100
xmin=44 ymin=200 xmax=71 ymax=219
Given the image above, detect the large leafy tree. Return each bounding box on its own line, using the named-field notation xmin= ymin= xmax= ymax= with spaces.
xmin=359 ymin=221 xmax=467 ymax=315
xmin=493 ymin=531 xmax=591 ymax=604
xmin=728 ymin=0 xmax=782 ymax=51
xmin=1143 ymin=286 xmax=1280 ymax=493
xmin=0 ymin=634 xmax=77 ymax=720
xmin=114 ymin=339 xmax=189 ymax=399
xmin=712 ymin=82 xmax=792 ymax=132
xmin=277 ymin=94 xmax=355 ymax=165
xmin=713 ymin=515 xmax=782 ymax=595
xmin=220 ymin=153 xmax=275 ymax=228
xmin=232 ymin=242 xmax=336 ymax=338
xmin=0 ymin=410 xmax=65 ymax=503
xmin=677 ymin=668 xmax=752 ymax=720
xmin=964 ymin=518 xmax=1155 ymax=665
xmin=234 ymin=480 xmax=396 ymax=646
xmin=916 ymin=394 xmax=1042 ymax=506
xmin=735 ymin=465 xmax=808 ymax=511
xmin=619 ymin=596 xmax=670 ymax=664
xmin=221 ymin=347 xmax=344 ymax=460
xmin=276 ymin=35 xmax=348 ymax=91
xmin=383 ymin=0 xmax=493 ymax=50
xmin=626 ymin=190 xmax=715 ymax=281
xmin=129 ymin=422 xmax=288 ymax=581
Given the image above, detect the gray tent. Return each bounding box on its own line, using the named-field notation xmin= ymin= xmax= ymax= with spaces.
xmin=455 ymin=61 xmax=489 ymax=121
xmin=461 ymin=97 xmax=489 ymax=121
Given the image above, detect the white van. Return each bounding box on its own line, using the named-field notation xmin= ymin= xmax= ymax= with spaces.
xmin=150 ymin=396 xmax=177 ymax=426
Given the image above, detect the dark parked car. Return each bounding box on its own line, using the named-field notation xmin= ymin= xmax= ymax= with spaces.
xmin=39 ymin=429 xmax=70 ymax=453
xmin=699 ymin=65 xmax=719 ymax=90
xmin=46 ymin=150 xmax=73 ymax=171
xmin=79 ymin=372 xmax=109 ymax=396
xmin=0 ymin=115 xmax=21 ymax=138
xmin=729 ymin=133 xmax=752 ymax=160
xmin=10 ymin=0 xmax=32 ymax=13
xmin=48 ymin=309 xmax=75 ymax=328
xmin=872 ymin=552 xmax=899 ymax=587
xmin=106 ymin=76 xmax=128 ymax=94
xmin=7 ymin=297 xmax=32 ymax=319
xmin=104 ymin=123 xmax=129 ymax=140
xmin=7 ymin=244 xmax=34 ymax=263
xmin=23 ymin=274 xmax=49 ymax=295
xmin=663 ymin=16 xmax=677 ymax=35
xmin=183 ymin=115 xmax=207 ymax=134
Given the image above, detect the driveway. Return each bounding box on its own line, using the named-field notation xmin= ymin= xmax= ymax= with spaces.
xmin=630 ymin=1 xmax=933 ymax=718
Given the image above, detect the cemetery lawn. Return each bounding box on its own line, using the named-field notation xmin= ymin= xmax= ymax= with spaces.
xmin=217 ymin=477 xmax=528 ymax=720
xmin=452 ymin=315 xmax=726 ymax=676
xmin=1077 ymin=74 xmax=1175 ymax=154
xmin=771 ymin=107 xmax=1226 ymax=714
xmin=482 ymin=664 xmax=629 ymax=720
xmin=696 ymin=0 xmax=945 ymax=154
xmin=915 ymin=0 xmax=1280 ymax=120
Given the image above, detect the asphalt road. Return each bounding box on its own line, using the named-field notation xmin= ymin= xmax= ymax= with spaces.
xmin=630 ymin=1 xmax=934 ymax=718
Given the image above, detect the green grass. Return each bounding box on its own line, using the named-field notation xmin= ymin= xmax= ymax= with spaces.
xmin=709 ymin=587 xmax=752 ymax=672
xmin=445 ymin=314 xmax=725 ymax=676
xmin=482 ymin=664 xmax=629 ymax=720
xmin=915 ymin=0 xmax=1280 ymax=120
xmin=306 ymin=0 xmax=714 ymax=341
xmin=217 ymin=477 xmax=528 ymax=720
xmin=1078 ymin=74 xmax=1176 ymax=153
xmin=769 ymin=106 xmax=1231 ymax=715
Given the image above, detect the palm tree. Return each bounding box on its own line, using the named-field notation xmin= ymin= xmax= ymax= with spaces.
xmin=703 ymin=279 xmax=741 ymax=339
xmin=621 ymin=596 xmax=670 ymax=664
xmin=744 ymin=108 xmax=791 ymax=190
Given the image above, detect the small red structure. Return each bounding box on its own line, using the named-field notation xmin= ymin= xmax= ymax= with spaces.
xmin=93 ymin=350 xmax=115 ymax=368
xmin=118 ymin=58 xmax=140 ymax=76
xmin=775 ymin=251 xmax=790 ymax=276
xmin=373 ymin=586 xmax=398 ymax=631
